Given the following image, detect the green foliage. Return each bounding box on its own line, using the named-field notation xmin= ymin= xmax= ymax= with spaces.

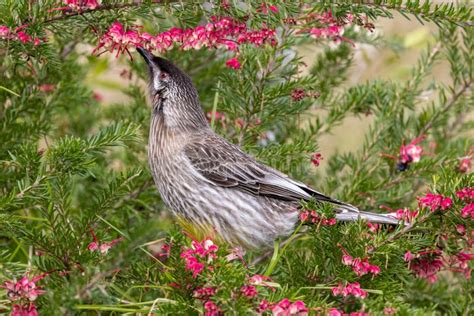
xmin=0 ymin=1 xmax=473 ymax=315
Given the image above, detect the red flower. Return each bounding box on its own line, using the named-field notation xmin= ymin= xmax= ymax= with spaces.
xmin=310 ymin=153 xmax=323 ymax=167
xmin=271 ymin=298 xmax=308 ymax=316
xmin=87 ymin=228 xmax=123 ymax=254
xmin=12 ymin=303 xmax=38 ymax=316
xmin=458 ymin=156 xmax=472 ymax=173
xmin=457 ymin=188 xmax=474 ymax=201
xmin=291 ymin=88 xmax=306 ymax=101
xmin=461 ymin=203 xmax=474 ymax=219
xmin=38 ymin=84 xmax=55 ymax=92
xmin=400 ymin=137 xmax=424 ymax=164
xmin=418 ymin=192 xmax=452 ymax=211
xmin=0 ymin=25 xmax=10 ymax=38
xmin=180 ymin=237 xmax=218 ymax=278
xmin=299 ymin=210 xmax=336 ymax=226
xmin=405 ymin=250 xmax=444 ymax=283
xmin=204 ymin=300 xmax=220 ymax=316
xmin=240 ymin=285 xmax=258 ymax=298
xmin=194 ymin=287 xmax=216 ymax=300
xmin=2 ymin=273 xmax=48 ymax=302
xmin=332 ymin=282 xmax=367 ymax=299
xmin=225 ymin=57 xmax=241 ymax=69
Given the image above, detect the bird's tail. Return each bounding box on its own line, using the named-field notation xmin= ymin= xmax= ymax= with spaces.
xmin=335 ymin=206 xmax=401 ymax=225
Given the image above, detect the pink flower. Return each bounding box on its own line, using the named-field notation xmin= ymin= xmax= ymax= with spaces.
xmin=400 ymin=137 xmax=424 ymax=164
xmin=180 ymin=237 xmax=218 ymax=278
xmin=291 ymin=88 xmax=306 ymax=101
xmin=456 ymin=224 xmax=466 ymax=234
xmin=271 ymin=298 xmax=308 ymax=316
xmin=240 ymin=285 xmax=258 ymax=298
xmin=17 ymin=31 xmax=31 ymax=43
xmin=249 ymin=274 xmax=272 ymax=287
xmin=0 ymin=25 xmax=10 ymax=38
xmin=461 ymin=203 xmax=474 ymax=219
xmin=225 ymin=57 xmax=241 ymax=69
xmin=87 ymin=228 xmax=123 ymax=254
xmin=418 ymin=192 xmax=452 ymax=211
xmin=2 ymin=273 xmax=48 ymax=305
xmin=457 ymin=188 xmax=474 ymax=201
xmin=328 ymin=308 xmax=344 ymax=316
xmin=63 ymin=0 xmax=99 ymax=10
xmin=406 ymin=250 xmax=444 ymax=283
xmin=404 ymin=251 xmax=415 ymax=262
xmin=194 ymin=287 xmax=216 ymax=300
xmin=299 ymin=210 xmax=336 ymax=226
xmin=332 ymin=282 xmax=367 ymax=299
xmin=339 ymin=246 xmax=380 ymax=276
xmin=204 ymin=300 xmax=220 ymax=316
xmin=459 ymin=157 xmax=472 ymax=173
xmin=12 ymin=303 xmax=38 ymax=316
xmin=310 ymin=153 xmax=323 ymax=167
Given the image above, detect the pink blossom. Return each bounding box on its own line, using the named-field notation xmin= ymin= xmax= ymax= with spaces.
xmin=94 ymin=17 xmax=276 ymax=61
xmin=310 ymin=153 xmax=323 ymax=167
xmin=332 ymin=282 xmax=367 ymax=299
xmin=0 ymin=25 xmax=10 ymax=38
xmin=63 ymin=0 xmax=99 ymax=10
xmin=12 ymin=303 xmax=38 ymax=316
xmin=194 ymin=287 xmax=216 ymax=300
xmin=461 ymin=203 xmax=474 ymax=219
xmin=180 ymin=237 xmax=218 ymax=278
xmin=404 ymin=251 xmax=415 ymax=262
xmin=418 ymin=192 xmax=452 ymax=211
xmin=258 ymin=299 xmax=271 ymax=313
xmin=249 ymin=274 xmax=272 ymax=287
xmin=2 ymin=273 xmax=48 ymax=309
xmin=406 ymin=250 xmax=444 ymax=283
xmin=38 ymin=84 xmax=55 ymax=92
xmin=457 ymin=224 xmax=466 ymax=234
xmin=291 ymin=88 xmax=306 ymax=101
xmin=393 ymin=208 xmax=418 ymax=222
xmin=458 ymin=157 xmax=472 ymax=173
xmin=299 ymin=210 xmax=336 ymax=226
xmin=17 ymin=31 xmax=31 ymax=43
xmin=328 ymin=308 xmax=344 ymax=316
xmin=225 ymin=57 xmax=241 ymax=69
xmin=367 ymin=222 xmax=380 ymax=233
xmin=453 ymin=251 xmax=474 ymax=279
xmin=457 ymin=188 xmax=474 ymax=201
xmin=271 ymin=298 xmax=308 ymax=316
xmin=339 ymin=246 xmax=380 ymax=276
xmin=400 ymin=137 xmax=424 ymax=164
xmin=87 ymin=228 xmax=123 ymax=254
xmin=204 ymin=300 xmax=220 ymax=316
xmin=240 ymin=285 xmax=258 ymax=298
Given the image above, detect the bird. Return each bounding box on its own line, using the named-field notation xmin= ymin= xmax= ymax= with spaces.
xmin=136 ymin=47 xmax=399 ymax=250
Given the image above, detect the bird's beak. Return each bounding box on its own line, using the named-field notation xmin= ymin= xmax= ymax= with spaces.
xmin=136 ymin=47 xmax=154 ymax=65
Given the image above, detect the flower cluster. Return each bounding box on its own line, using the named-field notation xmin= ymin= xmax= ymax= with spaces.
xmin=394 ymin=136 xmax=424 ymax=171
xmin=328 ymin=308 xmax=370 ymax=316
xmin=0 ymin=25 xmax=42 ymax=46
xmin=180 ymin=238 xmax=218 ymax=278
xmin=331 ymin=282 xmax=367 ymax=299
xmin=404 ymin=250 xmax=444 ymax=283
xmin=87 ymin=228 xmax=123 ymax=254
xmin=418 ymin=192 xmax=453 ymax=212
xmin=94 ymin=17 xmax=276 ymax=62
xmin=299 ymin=209 xmax=336 ymax=226
xmin=302 ymin=12 xmax=354 ymax=44
xmin=259 ymin=298 xmax=308 ymax=315
xmin=341 ymin=255 xmax=381 ymax=277
xmin=310 ymin=152 xmax=323 ymax=167
xmin=63 ymin=0 xmax=99 ymax=10
xmin=2 ymin=273 xmax=48 ymax=316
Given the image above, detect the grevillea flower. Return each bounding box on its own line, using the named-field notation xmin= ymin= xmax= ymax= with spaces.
xmin=331 ymin=282 xmax=367 ymax=299
xmin=400 ymin=137 xmax=424 ymax=164
xmin=180 ymin=237 xmax=218 ymax=278
xmin=87 ymin=228 xmax=123 ymax=254
xmin=0 ymin=25 xmax=42 ymax=45
xmin=299 ymin=209 xmax=336 ymax=226
xmin=203 ymin=300 xmax=220 ymax=316
xmin=461 ymin=203 xmax=474 ymax=219
xmin=451 ymin=251 xmax=474 ymax=279
xmin=12 ymin=303 xmax=38 ymax=316
xmin=63 ymin=0 xmax=99 ymax=10
xmin=310 ymin=153 xmax=323 ymax=167
xmin=2 ymin=273 xmax=48 ymax=302
xmin=458 ymin=156 xmax=472 ymax=173
xmin=240 ymin=285 xmax=258 ymax=298
xmin=339 ymin=246 xmax=380 ymax=276
xmin=94 ymin=17 xmax=276 ymax=62
xmin=457 ymin=188 xmax=474 ymax=201
xmin=0 ymin=25 xmax=10 ymax=38
xmin=269 ymin=298 xmax=308 ymax=316
xmin=404 ymin=250 xmax=444 ymax=283
xmin=225 ymin=57 xmax=241 ymax=69
xmin=418 ymin=192 xmax=452 ymax=211
xmin=194 ymin=287 xmax=216 ymax=300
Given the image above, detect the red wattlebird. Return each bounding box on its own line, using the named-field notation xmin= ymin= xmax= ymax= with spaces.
xmin=137 ymin=47 xmax=399 ymax=249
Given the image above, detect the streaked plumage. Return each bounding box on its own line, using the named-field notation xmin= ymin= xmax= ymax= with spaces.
xmin=137 ymin=47 xmax=399 ymax=249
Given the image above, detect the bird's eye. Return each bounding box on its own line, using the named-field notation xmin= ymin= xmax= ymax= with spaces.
xmin=159 ymin=72 xmax=169 ymax=80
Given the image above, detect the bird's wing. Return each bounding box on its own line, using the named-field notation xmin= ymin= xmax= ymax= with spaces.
xmin=183 ymin=134 xmax=354 ymax=209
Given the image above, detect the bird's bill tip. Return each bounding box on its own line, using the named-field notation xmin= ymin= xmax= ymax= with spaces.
xmin=136 ymin=46 xmax=154 ymax=65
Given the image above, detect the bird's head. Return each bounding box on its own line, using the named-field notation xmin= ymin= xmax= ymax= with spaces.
xmin=137 ymin=47 xmax=208 ymax=131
